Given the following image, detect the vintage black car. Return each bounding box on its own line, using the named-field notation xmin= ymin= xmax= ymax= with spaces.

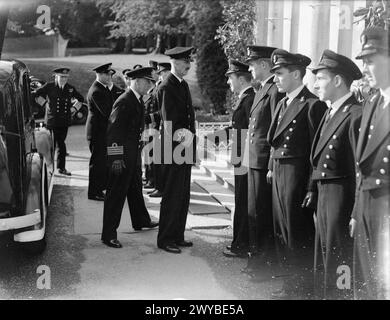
xmin=0 ymin=59 xmax=54 ymax=253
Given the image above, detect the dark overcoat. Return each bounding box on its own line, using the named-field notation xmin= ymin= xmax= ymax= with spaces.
xmin=351 ymin=92 xmax=390 ymax=300
xmin=34 ymin=82 xmax=84 ymax=129
xmin=267 ymin=86 xmax=327 ymax=251
xmin=310 ymin=95 xmax=362 ymax=299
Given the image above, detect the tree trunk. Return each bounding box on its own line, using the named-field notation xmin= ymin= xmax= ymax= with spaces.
xmin=0 ymin=7 xmax=9 ymax=59
xmin=124 ymin=35 xmax=133 ymax=53
xmin=153 ymin=33 xmax=166 ymax=54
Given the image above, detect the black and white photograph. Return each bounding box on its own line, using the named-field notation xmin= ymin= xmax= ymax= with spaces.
xmin=0 ymin=0 xmax=389 ymax=306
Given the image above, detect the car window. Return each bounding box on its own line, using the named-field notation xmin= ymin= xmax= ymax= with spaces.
xmin=22 ymin=73 xmax=32 ymax=120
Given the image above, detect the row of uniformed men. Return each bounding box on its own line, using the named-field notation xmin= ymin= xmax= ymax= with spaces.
xmin=219 ymin=26 xmax=389 ymax=300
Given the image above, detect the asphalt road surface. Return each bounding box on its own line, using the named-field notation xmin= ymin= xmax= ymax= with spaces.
xmin=0 ymin=125 xmax=286 ymax=300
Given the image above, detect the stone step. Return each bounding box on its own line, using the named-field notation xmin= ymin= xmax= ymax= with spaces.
xmin=197 ymin=160 xmax=235 ymax=192
xmin=192 ymin=166 xmax=235 ymax=215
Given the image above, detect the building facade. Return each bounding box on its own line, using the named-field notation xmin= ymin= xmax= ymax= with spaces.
xmin=254 ymin=0 xmax=367 ymax=88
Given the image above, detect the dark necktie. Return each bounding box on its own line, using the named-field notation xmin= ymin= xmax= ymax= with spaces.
xmin=139 ymin=96 xmax=144 ymax=107
xmin=279 ymin=97 xmax=288 ymax=118
xmin=320 ymin=109 xmax=332 ymax=136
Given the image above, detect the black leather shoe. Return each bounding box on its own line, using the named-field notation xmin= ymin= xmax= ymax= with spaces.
xmin=88 ymin=194 xmax=105 ymax=201
xmin=159 ymin=244 xmax=181 ymax=254
xmin=58 ymin=168 xmax=71 ymax=176
xmin=223 ymin=249 xmax=247 ymax=258
xmin=133 ymin=221 xmax=159 ymax=231
xmin=149 ymin=190 xmax=163 ymax=198
xmin=102 ymin=239 xmax=122 ymax=248
xmin=226 ymin=245 xmax=232 ymax=251
xmin=175 ymin=240 xmax=193 ymax=247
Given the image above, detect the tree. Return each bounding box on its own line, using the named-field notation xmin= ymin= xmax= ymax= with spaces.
xmin=0 ymin=6 xmax=9 ymax=58
xmin=354 ymin=0 xmax=390 ymax=30
xmin=215 ymin=0 xmax=256 ymax=60
xmin=5 ymin=0 xmax=109 ymax=47
xmin=192 ymin=0 xmax=229 ymax=114
xmin=101 ymin=0 xmax=192 ymax=53
xmin=215 ymin=0 xmax=256 ymax=111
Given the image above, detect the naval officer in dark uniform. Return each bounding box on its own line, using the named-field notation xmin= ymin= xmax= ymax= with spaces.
xmin=309 ymin=50 xmax=363 ymax=299
xmin=350 ymin=27 xmax=390 ymax=300
xmin=222 ymin=60 xmax=255 ymax=258
xmin=101 ymin=67 xmax=159 ymax=248
xmin=108 ymin=69 xmax=125 ymax=102
xmin=267 ymin=49 xmax=327 ymax=261
xmin=156 ymin=47 xmax=197 ymax=254
xmin=243 ymin=46 xmax=285 ymax=265
xmin=86 ymin=63 xmax=115 ymax=201
xmin=145 ymin=62 xmax=172 ymax=198
xmin=33 ymin=67 xmax=84 ymax=176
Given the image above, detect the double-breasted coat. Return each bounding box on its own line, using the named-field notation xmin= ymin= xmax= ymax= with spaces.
xmin=228 ymin=87 xmax=255 ymax=251
xmin=33 ymin=82 xmax=84 ymax=170
xmin=243 ymin=77 xmax=285 ymax=253
xmin=86 ymin=81 xmax=114 ymax=197
xmin=267 ymin=86 xmax=327 ymax=253
xmin=34 ymin=82 xmax=84 ymax=129
xmin=309 ymin=94 xmax=362 ymax=299
xmin=156 ymin=73 xmax=196 ymax=247
xmin=351 ymin=92 xmax=390 ymax=300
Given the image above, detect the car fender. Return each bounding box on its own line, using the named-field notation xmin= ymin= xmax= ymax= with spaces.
xmin=25 ymin=153 xmax=43 ymax=216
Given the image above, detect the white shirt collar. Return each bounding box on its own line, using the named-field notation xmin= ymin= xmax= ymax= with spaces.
xmin=171 ymin=72 xmax=183 ymax=83
xmin=286 ymin=84 xmax=305 ymax=106
xmin=130 ymin=87 xmax=141 ymax=101
xmin=330 ymin=92 xmax=353 ymax=115
xmin=380 ymin=87 xmax=390 ymax=108
xmin=108 ymin=83 xmax=114 ymax=91
xmin=96 ymin=80 xmax=108 ymax=89
xmin=238 ymin=86 xmax=252 ymax=99
xmin=261 ymin=75 xmax=274 ymax=88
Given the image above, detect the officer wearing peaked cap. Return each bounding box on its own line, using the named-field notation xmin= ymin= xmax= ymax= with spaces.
xmin=33 ymin=67 xmax=84 ymax=176
xmin=156 ymin=46 xmax=196 ymax=254
xmin=350 ymin=27 xmax=390 ymax=300
xmin=107 ymin=69 xmax=125 ymax=102
xmin=86 ymin=63 xmax=116 ymax=200
xmin=242 ymin=46 xmax=285 ymax=269
xmin=219 ymin=59 xmax=255 ymax=258
xmin=144 ymin=62 xmax=172 ymax=198
xmin=267 ymin=49 xmax=327 ymax=271
xmin=144 ymin=61 xmax=160 ymax=189
xmin=101 ymin=66 xmax=159 ymax=248
xmin=309 ymin=49 xmax=363 ymax=299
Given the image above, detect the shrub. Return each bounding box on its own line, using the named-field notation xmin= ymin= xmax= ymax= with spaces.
xmin=193 ymin=0 xmax=229 ymax=115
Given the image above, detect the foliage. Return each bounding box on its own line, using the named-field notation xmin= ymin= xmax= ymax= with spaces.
xmin=102 ymin=0 xmax=191 ymax=39
xmin=354 ymin=0 xmax=390 ymax=30
xmin=193 ymin=0 xmax=229 ymax=115
xmin=6 ymin=0 xmax=109 ymax=47
xmin=215 ymin=0 xmax=256 ymax=60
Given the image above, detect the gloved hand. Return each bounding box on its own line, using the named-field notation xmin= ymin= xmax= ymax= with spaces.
xmin=111 ymin=160 xmax=126 ymax=175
